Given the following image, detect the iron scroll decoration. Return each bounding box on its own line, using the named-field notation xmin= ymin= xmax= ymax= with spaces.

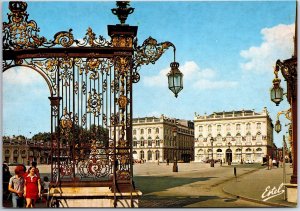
xmin=2 ymin=0 xmax=182 ymax=197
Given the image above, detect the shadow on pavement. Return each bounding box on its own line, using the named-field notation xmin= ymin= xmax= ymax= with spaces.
xmin=139 ymin=195 xmax=220 ymax=208
xmin=133 ymin=175 xmax=216 ymax=194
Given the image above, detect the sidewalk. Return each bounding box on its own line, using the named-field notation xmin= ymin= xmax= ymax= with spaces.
xmin=223 ymin=164 xmax=297 ymax=207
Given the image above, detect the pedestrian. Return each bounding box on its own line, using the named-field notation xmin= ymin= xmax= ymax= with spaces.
xmin=3 ymin=163 xmax=12 ymax=200
xmin=166 ymin=158 xmax=169 ymax=165
xmin=8 ymin=165 xmax=25 ymax=208
xmin=24 ymin=166 xmax=42 ymax=208
xmin=268 ymin=157 xmax=273 ymax=170
xmin=41 ymin=176 xmax=50 ymax=203
xmin=31 ymin=161 xmax=40 ymax=178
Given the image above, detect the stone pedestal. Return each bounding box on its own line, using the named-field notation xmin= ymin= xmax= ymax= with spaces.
xmin=48 ymin=186 xmax=142 ymax=208
xmin=284 ymin=183 xmax=297 ymax=203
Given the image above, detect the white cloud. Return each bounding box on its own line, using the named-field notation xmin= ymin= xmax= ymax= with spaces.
xmin=240 ymin=24 xmax=295 ymax=74
xmin=143 ymin=60 xmax=237 ymax=90
xmin=3 ymin=66 xmax=45 ymax=85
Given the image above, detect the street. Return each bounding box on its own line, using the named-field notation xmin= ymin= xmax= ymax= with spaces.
xmin=4 ymin=162 xmax=294 ymax=208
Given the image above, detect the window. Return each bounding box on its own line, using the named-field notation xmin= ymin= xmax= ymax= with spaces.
xmin=217 ymin=125 xmax=221 ymax=132
xmin=148 ymin=138 xmax=152 ymax=147
xmin=140 ymin=138 xmax=144 ymax=147
xmin=156 ymin=128 xmax=159 ymax=134
xmin=208 ymin=125 xmax=212 ymax=132
xmin=226 ymin=124 xmax=231 ymax=131
xmin=148 ymin=129 xmax=151 ymax=134
xmin=156 ymin=139 xmax=160 ymax=146
xmin=133 ymin=141 xmax=137 ymax=147
xmin=257 ymin=123 xmax=261 ymax=130
xmin=140 ymin=151 xmax=144 ymax=160
xmin=141 ymin=129 xmax=144 ymax=134
xmin=246 ymin=123 xmax=251 ymax=130
xmin=133 ymin=129 xmax=136 ymax=135
xmin=236 ymin=124 xmax=241 ymax=131
xmin=147 ymin=150 xmax=152 ymax=161
xmin=199 ymin=126 xmax=203 ymax=132
xmin=155 ymin=150 xmax=160 ymax=160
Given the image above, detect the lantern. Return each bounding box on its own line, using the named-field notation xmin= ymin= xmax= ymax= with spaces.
xmin=167 ymin=62 xmax=183 ymax=98
xmin=275 ymin=119 xmax=282 ymax=133
xmin=270 ymin=77 xmax=283 ymax=106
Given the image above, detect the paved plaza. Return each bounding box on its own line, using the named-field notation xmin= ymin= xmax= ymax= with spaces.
xmin=4 ymin=162 xmax=297 ymax=208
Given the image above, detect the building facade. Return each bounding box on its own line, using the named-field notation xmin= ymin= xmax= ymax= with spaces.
xmin=127 ymin=115 xmax=194 ymax=163
xmin=194 ymin=108 xmax=274 ymax=163
xmin=2 ymin=136 xmax=51 ymax=165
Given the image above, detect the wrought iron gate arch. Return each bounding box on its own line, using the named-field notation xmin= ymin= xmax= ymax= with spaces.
xmin=3 ymin=1 xmax=182 ymax=207
xmin=3 ymin=64 xmax=55 ymax=97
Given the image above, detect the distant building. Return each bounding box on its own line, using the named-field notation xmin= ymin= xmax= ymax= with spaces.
xmin=194 ymin=108 xmax=274 ymax=163
xmin=2 ymin=136 xmax=50 ymax=165
xmin=112 ymin=115 xmax=194 ymax=163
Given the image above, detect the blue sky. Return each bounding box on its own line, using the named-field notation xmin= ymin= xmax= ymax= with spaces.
xmin=1 ymin=1 xmax=296 ymax=147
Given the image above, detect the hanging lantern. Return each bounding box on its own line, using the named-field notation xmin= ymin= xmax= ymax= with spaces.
xmin=275 ymin=119 xmax=282 ymax=133
xmin=167 ymin=62 xmax=183 ymax=98
xmin=270 ymin=77 xmax=283 ymax=106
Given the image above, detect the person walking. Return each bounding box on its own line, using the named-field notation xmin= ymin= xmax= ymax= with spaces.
xmin=8 ymin=165 xmax=25 ymax=208
xmin=268 ymin=157 xmax=273 ymax=170
xmin=24 ymin=167 xmax=41 ymax=208
xmin=31 ymin=161 xmax=40 ymax=178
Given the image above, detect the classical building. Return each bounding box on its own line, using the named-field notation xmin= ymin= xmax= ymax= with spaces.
xmin=2 ymin=136 xmax=51 ymax=165
xmin=129 ymin=115 xmax=194 ymax=163
xmin=194 ymin=108 xmax=274 ymax=163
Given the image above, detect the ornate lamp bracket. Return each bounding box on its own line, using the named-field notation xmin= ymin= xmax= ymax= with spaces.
xmin=275 ymin=59 xmax=297 ymax=101
xmin=132 ymin=36 xmax=177 ymax=83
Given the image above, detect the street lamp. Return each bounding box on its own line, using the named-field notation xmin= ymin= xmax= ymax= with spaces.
xmin=168 ymin=61 xmax=183 ymax=98
xmin=172 ymin=127 xmax=178 ymax=172
xmin=275 ymin=119 xmax=282 ymax=133
xmin=210 ymin=137 xmax=214 ymax=167
xmin=275 ymin=109 xmax=291 ymax=134
xmin=227 ymin=142 xmax=231 ymax=165
xmin=270 ymin=70 xmax=284 ymax=106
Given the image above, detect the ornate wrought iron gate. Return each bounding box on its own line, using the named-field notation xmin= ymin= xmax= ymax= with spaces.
xmin=3 ymin=1 xmax=180 ymax=207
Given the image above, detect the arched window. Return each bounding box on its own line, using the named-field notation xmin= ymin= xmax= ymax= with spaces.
xmin=246 ymin=123 xmax=251 ymax=130
xmin=148 ymin=137 xmax=152 ymax=147
xmin=217 ymin=134 xmax=222 ymax=143
xmin=148 ymin=128 xmax=152 ymax=134
xmin=156 ymin=128 xmax=159 ymax=134
xmin=217 ymin=125 xmax=221 ymax=132
xmin=226 ymin=124 xmax=231 ymax=131
xmin=216 ymin=149 xmax=222 ymax=159
xmin=133 ymin=137 xmax=137 ymax=147
xmin=208 ymin=125 xmax=212 ymax=132
xmin=236 ymin=133 xmax=242 ymax=145
xmin=246 ymin=132 xmax=251 ymax=144
xmin=226 ymin=133 xmax=232 ymax=142
xmin=147 ymin=150 xmax=152 ymax=161
xmin=155 ymin=150 xmax=160 ymax=160
xmin=133 ymin=129 xmax=136 ymax=135
xmin=155 ymin=139 xmax=160 ymax=146
xmin=236 ymin=124 xmax=241 ymax=131
xmin=256 ymin=132 xmax=262 ymax=143
xmin=140 ymin=151 xmax=144 ymax=160
xmin=199 ymin=126 xmax=203 ymax=132
xmin=140 ymin=137 xmax=144 ymax=147
xmin=141 ymin=129 xmax=144 ymax=134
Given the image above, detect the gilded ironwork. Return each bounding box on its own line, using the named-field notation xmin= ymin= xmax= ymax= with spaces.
xmin=111 ymin=1 xmax=134 ymax=25
xmin=87 ymin=89 xmax=102 ymax=116
xmin=3 ymin=1 xmax=179 ymax=207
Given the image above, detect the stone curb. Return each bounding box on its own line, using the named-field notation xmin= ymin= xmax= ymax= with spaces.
xmin=222 ymin=187 xmax=290 ymax=208
xmin=221 ymin=168 xmax=293 ymax=208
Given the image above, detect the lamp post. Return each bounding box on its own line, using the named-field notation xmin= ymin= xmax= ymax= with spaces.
xmin=210 ymin=137 xmax=214 ymax=167
xmin=270 ymin=10 xmax=297 ymax=184
xmin=172 ymin=127 xmax=178 ymax=172
xmin=227 ymin=142 xmax=231 ymax=165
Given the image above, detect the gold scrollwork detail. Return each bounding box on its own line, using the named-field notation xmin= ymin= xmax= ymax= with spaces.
xmin=118 ymin=95 xmax=128 ymax=109
xmin=112 ymin=36 xmax=133 ymax=47
xmin=115 ymin=56 xmax=130 ymax=75
xmin=87 ymin=89 xmax=102 ymax=116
